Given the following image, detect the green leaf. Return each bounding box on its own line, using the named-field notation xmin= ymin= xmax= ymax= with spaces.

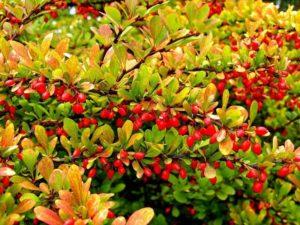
xmin=150 ymin=16 xmax=168 ymax=46
xmin=104 ymin=6 xmax=122 ymax=25
xmin=222 ymin=89 xmax=229 ymax=110
xmin=222 ymin=185 xmax=235 ymax=195
xmin=92 ymin=125 xmax=115 ymax=144
xmin=249 ymin=100 xmax=258 ymax=125
xmin=173 ymin=190 xmax=187 ymax=203
xmin=63 ymin=118 xmax=78 ymax=142
xmin=22 ymin=149 xmax=39 ymax=176
xmin=34 ymin=125 xmax=48 ymax=149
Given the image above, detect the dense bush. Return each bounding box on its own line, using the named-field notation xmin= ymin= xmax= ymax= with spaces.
xmin=0 ymin=0 xmax=299 ymax=224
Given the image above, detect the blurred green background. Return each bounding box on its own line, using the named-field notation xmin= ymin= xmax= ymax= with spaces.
xmin=265 ymin=0 xmax=300 ymax=10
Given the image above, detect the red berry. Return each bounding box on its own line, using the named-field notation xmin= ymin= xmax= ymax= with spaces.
xmin=250 ymin=41 xmax=259 ymax=51
xmin=161 ymin=170 xmax=170 ymax=181
xmin=72 ymin=148 xmax=81 ymax=158
xmin=143 ymin=167 xmax=153 ymax=177
xmin=204 ymin=117 xmax=211 ymax=126
xmin=113 ymin=159 xmax=123 ymax=168
xmin=35 ymin=82 xmax=46 ymax=94
xmin=169 ymin=117 xmax=180 ymax=127
xmin=107 ymin=210 xmax=115 ymax=219
xmin=156 ymin=119 xmax=167 ymax=130
xmin=82 ymin=159 xmax=89 ymax=168
xmin=97 ymin=146 xmax=104 ymax=153
xmin=246 ymin=169 xmax=258 ymax=179
xmin=259 ymin=171 xmax=268 ymax=182
xmin=88 ymin=167 xmax=97 ymax=178
xmin=72 ymin=103 xmax=84 ymax=114
xmin=179 ymin=168 xmax=187 ymax=179
xmin=77 ymin=93 xmax=86 ymax=103
xmin=252 ymin=181 xmax=263 ymax=193
xmin=42 ymin=91 xmax=50 ymax=100
xmin=120 ymin=149 xmax=128 ymax=158
xmin=90 ymin=118 xmax=98 ymax=125
xmin=213 ymin=161 xmax=220 ymax=169
xmin=61 ymin=92 xmax=73 ymax=102
xmin=15 ymin=87 xmax=24 ymax=96
xmin=118 ymin=107 xmax=127 ymax=117
xmin=17 ymin=152 xmax=23 ymax=160
xmin=191 ymin=105 xmax=199 ymax=115
xmin=186 ymin=135 xmax=196 ymax=147
xmin=116 ymin=118 xmax=124 ymax=127
xmin=209 ymin=177 xmax=217 ymax=185
xmin=118 ymin=166 xmax=126 ymax=175
xmin=134 ymin=152 xmax=145 ymax=160
xmin=107 ymin=170 xmax=115 ymax=179
xmin=252 ymin=143 xmax=262 ymax=155
xmin=255 ymin=127 xmax=269 ymax=136
xmin=1 ymin=176 xmax=10 ymax=187
xmin=171 ymin=162 xmax=181 ymax=172
xmin=178 ymin=126 xmax=188 ymax=135
xmin=5 ymin=79 xmax=15 ymax=87
xmin=132 ymin=104 xmax=142 ymax=114
xmin=241 ymin=140 xmax=251 ymax=151
xmin=226 ymin=160 xmax=234 ymax=170
xmin=33 ymin=218 xmax=39 ymax=225
xmin=277 ymin=166 xmax=290 ymax=177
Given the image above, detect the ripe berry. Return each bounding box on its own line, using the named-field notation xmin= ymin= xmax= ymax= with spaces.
xmin=213 ymin=161 xmax=220 ymax=169
xmin=120 ymin=149 xmax=128 ymax=158
xmin=17 ymin=152 xmax=23 ymax=160
xmin=241 ymin=140 xmax=251 ymax=151
xmin=259 ymin=171 xmax=268 ymax=182
xmin=134 ymin=152 xmax=145 ymax=160
xmin=209 ymin=177 xmax=217 ymax=185
xmin=107 ymin=170 xmax=115 ymax=179
xmin=156 ymin=119 xmax=167 ymax=130
xmin=226 ymin=160 xmax=234 ymax=170
xmin=178 ymin=126 xmax=188 ymax=135
xmin=153 ymin=164 xmax=162 ymax=175
xmin=107 ymin=210 xmax=115 ymax=219
xmin=61 ymin=92 xmax=73 ymax=102
xmin=5 ymin=79 xmax=15 ymax=87
xmin=246 ymin=169 xmax=258 ymax=179
xmin=255 ymin=127 xmax=269 ymax=136
xmin=132 ymin=104 xmax=142 ymax=114
xmin=118 ymin=166 xmax=126 ymax=175
xmin=179 ymin=168 xmax=187 ymax=179
xmin=186 ymin=135 xmax=196 ymax=147
xmin=171 ymin=162 xmax=181 ymax=172
xmin=35 ymin=82 xmax=46 ymax=94
xmin=72 ymin=103 xmax=84 ymax=114
xmin=191 ymin=105 xmax=199 ymax=115
xmin=277 ymin=166 xmax=290 ymax=177
xmin=118 ymin=107 xmax=127 ymax=117
xmin=72 ymin=148 xmax=81 ymax=158
xmin=88 ymin=167 xmax=97 ymax=178
xmin=113 ymin=159 xmax=123 ymax=168
xmin=143 ymin=167 xmax=153 ymax=177
xmin=169 ymin=117 xmax=180 ymax=127
xmin=1 ymin=176 xmax=10 ymax=188
xmin=42 ymin=91 xmax=50 ymax=100
xmin=252 ymin=181 xmax=263 ymax=193
xmin=15 ymin=87 xmax=24 ymax=96
xmin=252 ymin=143 xmax=262 ymax=155
xmin=161 ymin=170 xmax=170 ymax=181
xmin=77 ymin=93 xmax=86 ymax=103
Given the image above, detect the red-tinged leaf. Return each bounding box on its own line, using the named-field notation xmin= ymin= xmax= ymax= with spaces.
xmin=92 ymin=209 xmax=108 ymax=225
xmin=10 ymin=41 xmax=33 ymax=67
xmin=1 ymin=123 xmax=14 ymax=147
xmin=55 ymin=38 xmax=69 ymax=57
xmin=67 ymin=165 xmax=84 ymax=205
xmin=219 ymin=137 xmax=233 ymax=155
xmin=204 ymin=165 xmax=216 ymax=179
xmin=55 ymin=200 xmax=76 ymax=218
xmin=0 ymin=166 xmax=15 ymax=176
xmin=126 ymin=208 xmax=154 ymax=225
xmin=37 ymin=157 xmax=54 ymax=181
xmin=34 ymin=206 xmax=64 ymax=225
xmin=112 ymin=217 xmax=126 ymax=225
xmin=13 ymin=199 xmax=36 ymax=214
xmin=19 ymin=180 xmax=40 ymax=191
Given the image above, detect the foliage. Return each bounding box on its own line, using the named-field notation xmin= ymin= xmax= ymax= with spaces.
xmin=0 ymin=0 xmax=299 ymax=224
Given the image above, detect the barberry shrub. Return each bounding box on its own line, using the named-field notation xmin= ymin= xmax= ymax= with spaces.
xmin=0 ymin=0 xmax=299 ymax=224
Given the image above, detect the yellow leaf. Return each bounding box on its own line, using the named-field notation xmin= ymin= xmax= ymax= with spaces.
xmin=1 ymin=123 xmax=14 ymax=147
xmin=13 ymin=199 xmax=35 ymax=214
xmin=219 ymin=137 xmax=233 ymax=155
xmin=55 ymin=38 xmax=69 ymax=57
xmin=127 ymin=133 xmax=143 ymax=148
xmin=126 ymin=208 xmax=154 ymax=225
xmin=122 ymin=120 xmax=133 ymax=141
xmin=37 ymin=157 xmax=54 ymax=181
xmin=65 ymin=56 xmax=79 ymax=83
xmin=41 ymin=33 xmax=53 ymax=56
xmin=10 ymin=41 xmax=33 ymax=67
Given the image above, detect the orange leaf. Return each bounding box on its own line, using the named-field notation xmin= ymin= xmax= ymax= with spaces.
xmin=10 ymin=41 xmax=33 ymax=67
xmin=13 ymin=199 xmax=35 ymax=214
xmin=55 ymin=38 xmax=69 ymax=57
xmin=1 ymin=123 xmax=14 ymax=147
xmin=55 ymin=200 xmax=76 ymax=218
xmin=67 ymin=165 xmax=84 ymax=205
xmin=126 ymin=208 xmax=154 ymax=225
xmin=112 ymin=217 xmax=126 ymax=225
xmin=34 ymin=206 xmax=64 ymax=225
